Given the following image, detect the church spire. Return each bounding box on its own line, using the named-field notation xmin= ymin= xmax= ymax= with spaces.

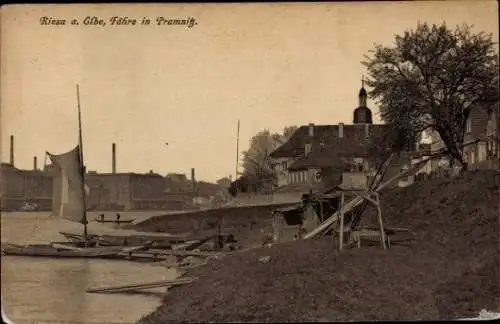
xmin=353 ymin=75 xmax=372 ymax=124
xmin=358 ymin=75 xmax=367 ymax=107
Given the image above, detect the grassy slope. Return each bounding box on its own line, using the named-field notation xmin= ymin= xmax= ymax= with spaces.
xmin=138 ymin=170 xmax=499 ymax=323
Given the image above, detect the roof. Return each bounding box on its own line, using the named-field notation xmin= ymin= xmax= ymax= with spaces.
xmin=87 ymin=172 xmax=164 ymax=178
xmin=271 ymin=123 xmax=389 ymax=170
xmin=166 ymin=173 xmax=188 ymax=182
xmin=273 ymin=183 xmax=323 ymax=193
xmin=270 ymin=124 xmax=388 ymax=159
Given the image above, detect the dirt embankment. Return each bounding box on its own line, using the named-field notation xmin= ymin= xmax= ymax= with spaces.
xmin=138 ymin=170 xmax=499 ymax=323
xmin=134 ymin=203 xmax=295 ymax=247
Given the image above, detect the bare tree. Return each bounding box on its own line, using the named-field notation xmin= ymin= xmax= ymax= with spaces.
xmin=363 ymin=22 xmax=499 ymax=171
xmin=241 ymin=126 xmax=298 ymax=188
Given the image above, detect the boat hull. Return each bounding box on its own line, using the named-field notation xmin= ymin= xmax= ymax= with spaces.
xmin=1 ymin=243 xmax=148 ymax=258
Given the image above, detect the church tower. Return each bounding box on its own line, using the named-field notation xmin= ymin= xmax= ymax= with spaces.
xmin=353 ymin=76 xmax=373 ymax=124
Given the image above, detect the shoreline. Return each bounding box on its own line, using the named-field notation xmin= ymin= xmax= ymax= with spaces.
xmin=136 ymin=171 xmax=499 ymax=322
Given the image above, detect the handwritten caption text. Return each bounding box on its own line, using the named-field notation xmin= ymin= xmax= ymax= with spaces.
xmin=40 ymin=16 xmax=198 ymax=28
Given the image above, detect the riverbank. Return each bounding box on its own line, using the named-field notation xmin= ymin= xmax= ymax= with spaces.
xmin=134 ymin=203 xmax=295 ymax=248
xmin=137 ymin=170 xmax=499 ymax=322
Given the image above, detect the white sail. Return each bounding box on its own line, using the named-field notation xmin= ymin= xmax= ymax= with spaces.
xmin=49 ymin=146 xmax=87 ymax=224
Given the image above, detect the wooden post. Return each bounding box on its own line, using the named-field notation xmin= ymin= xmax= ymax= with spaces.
xmin=273 ymin=212 xmax=281 ymax=243
xmin=320 ymin=199 xmax=324 ymax=223
xmin=375 ymin=193 xmax=387 ymax=250
xmin=339 ymin=192 xmax=345 ymax=250
xmin=217 ymin=215 xmax=224 ymax=249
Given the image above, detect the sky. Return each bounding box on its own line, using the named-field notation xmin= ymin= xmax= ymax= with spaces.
xmin=1 ymin=1 xmax=498 ymax=182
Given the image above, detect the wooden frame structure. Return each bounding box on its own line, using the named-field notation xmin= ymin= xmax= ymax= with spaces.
xmin=272 ymin=193 xmax=342 ymax=243
xmin=271 ymin=187 xmax=388 ymax=250
xmin=336 ymin=188 xmax=387 ymax=250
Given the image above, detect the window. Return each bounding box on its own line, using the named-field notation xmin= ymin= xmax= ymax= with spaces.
xmin=315 ymin=171 xmax=322 ymax=182
xmin=466 ymin=117 xmax=472 ymax=133
xmin=305 ymin=143 xmax=312 ymax=156
xmin=479 ymin=145 xmax=486 ymax=162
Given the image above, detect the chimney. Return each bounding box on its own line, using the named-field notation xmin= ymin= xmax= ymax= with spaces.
xmin=338 ymin=123 xmax=344 ymax=138
xmin=191 ymin=168 xmax=196 ymax=193
xmin=112 ymin=143 xmax=116 ymax=174
xmin=33 ymin=156 xmax=38 ymax=170
xmin=9 ymin=135 xmax=14 ymax=166
xmin=308 ymin=123 xmax=314 ymax=137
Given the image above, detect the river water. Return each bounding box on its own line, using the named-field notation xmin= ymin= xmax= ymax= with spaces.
xmin=1 ymin=212 xmax=180 ymax=324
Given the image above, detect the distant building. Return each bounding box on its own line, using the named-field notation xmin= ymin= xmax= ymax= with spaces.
xmin=0 ymin=165 xmax=188 ymax=211
xmin=165 ymin=173 xmax=191 ymax=193
xmin=0 ymin=163 xmax=53 ymax=211
xmin=463 ymin=105 xmax=492 ymax=168
xmin=86 ymin=172 xmax=167 ymax=210
xmin=270 ymin=79 xmax=413 ymax=192
xmin=415 ymin=102 xmax=500 ymax=173
xmin=216 ymin=177 xmax=232 ymax=188
xmin=486 ymin=103 xmax=500 ymax=168
xmin=164 ymin=173 xmax=196 ymax=210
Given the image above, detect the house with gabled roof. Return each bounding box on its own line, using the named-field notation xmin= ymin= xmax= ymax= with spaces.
xmin=270 ymin=79 xmax=413 ymax=191
xmin=414 ymin=102 xmax=499 ymax=175
xmin=464 ymin=102 xmax=500 ymax=169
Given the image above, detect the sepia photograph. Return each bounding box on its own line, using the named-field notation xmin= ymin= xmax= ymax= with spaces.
xmin=1 ymin=1 xmax=499 ymax=323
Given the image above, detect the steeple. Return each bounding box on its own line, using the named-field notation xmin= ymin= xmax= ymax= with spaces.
xmin=358 ymin=75 xmax=367 ymax=107
xmin=353 ymin=75 xmax=372 ymax=124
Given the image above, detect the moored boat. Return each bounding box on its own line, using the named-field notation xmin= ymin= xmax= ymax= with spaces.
xmin=1 ymin=242 xmax=151 ymax=258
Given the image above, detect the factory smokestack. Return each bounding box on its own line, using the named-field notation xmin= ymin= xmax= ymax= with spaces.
xmin=33 ymin=156 xmax=38 ymax=170
xmin=191 ymin=168 xmax=196 ymax=193
xmin=9 ymin=135 xmax=14 ymax=166
xmin=112 ymin=143 xmax=116 ymax=174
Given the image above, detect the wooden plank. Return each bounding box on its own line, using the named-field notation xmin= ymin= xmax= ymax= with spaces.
xmin=2 ymin=244 xmax=122 ymax=258
xmin=128 ymin=249 xmax=232 ymax=258
xmin=60 ymin=231 xmax=233 ymax=246
xmin=86 ymin=277 xmax=198 ymax=294
xmin=362 ymin=226 xmax=412 ymax=234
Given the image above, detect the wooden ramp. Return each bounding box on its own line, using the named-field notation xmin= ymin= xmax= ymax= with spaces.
xmin=86 ymin=277 xmax=198 ymax=294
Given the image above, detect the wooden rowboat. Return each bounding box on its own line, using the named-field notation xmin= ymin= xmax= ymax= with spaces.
xmin=1 ymin=242 xmax=150 ymax=258
xmin=94 ymin=218 xmax=135 ymax=224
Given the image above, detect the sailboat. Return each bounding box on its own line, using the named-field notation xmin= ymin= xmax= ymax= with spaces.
xmin=48 ymin=84 xmax=90 ymax=246
xmin=1 ymin=85 xmax=150 ymax=258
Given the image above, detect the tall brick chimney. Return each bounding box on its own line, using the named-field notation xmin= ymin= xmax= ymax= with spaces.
xmin=191 ymin=168 xmax=196 ymax=193
xmin=33 ymin=156 xmax=37 ymax=170
xmin=9 ymin=135 xmax=14 ymax=166
xmin=112 ymin=142 xmax=116 ymax=174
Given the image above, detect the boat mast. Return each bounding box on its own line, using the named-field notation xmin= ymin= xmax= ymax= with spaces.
xmin=76 ymin=84 xmax=88 ymax=238
xmin=235 ymin=119 xmax=240 ymax=180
